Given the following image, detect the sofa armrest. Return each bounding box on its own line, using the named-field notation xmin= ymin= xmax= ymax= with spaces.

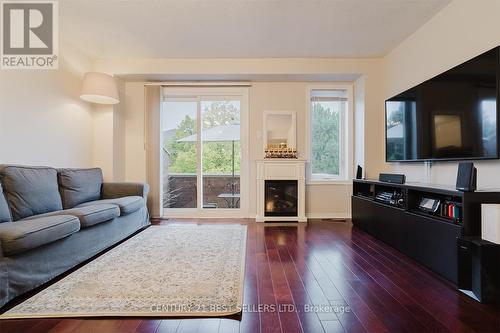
xmin=101 ymin=182 xmax=150 ymax=201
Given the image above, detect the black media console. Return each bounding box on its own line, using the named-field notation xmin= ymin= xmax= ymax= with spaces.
xmin=352 ymin=179 xmax=500 ymax=284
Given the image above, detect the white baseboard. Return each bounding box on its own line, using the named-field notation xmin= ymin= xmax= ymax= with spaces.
xmin=306 ymin=213 xmax=351 ymax=220
xmin=162 ymin=212 xmax=351 ymax=220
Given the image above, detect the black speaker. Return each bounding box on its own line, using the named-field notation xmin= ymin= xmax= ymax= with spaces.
xmin=457 ymin=237 xmax=500 ymax=304
xmin=356 ymin=165 xmax=363 ymax=179
xmin=379 ymin=173 xmax=405 ymax=184
xmin=456 ymin=162 xmax=477 ymax=192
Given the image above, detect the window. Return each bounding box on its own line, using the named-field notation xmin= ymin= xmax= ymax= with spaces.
xmin=307 ymin=86 xmax=352 ymax=182
xmin=161 ymin=87 xmax=249 ymax=217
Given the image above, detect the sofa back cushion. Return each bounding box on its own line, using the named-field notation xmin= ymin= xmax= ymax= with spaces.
xmin=0 ymin=183 xmax=12 ymax=223
xmin=57 ymin=168 xmax=103 ymax=209
xmin=0 ymin=165 xmax=63 ymax=220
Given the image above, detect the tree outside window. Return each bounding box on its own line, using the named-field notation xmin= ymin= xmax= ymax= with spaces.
xmin=309 ymin=88 xmax=348 ymax=180
xmin=164 ymin=101 xmax=241 ymax=175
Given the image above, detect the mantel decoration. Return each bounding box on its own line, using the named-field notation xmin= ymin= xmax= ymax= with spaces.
xmin=264 ymin=147 xmax=298 ymax=159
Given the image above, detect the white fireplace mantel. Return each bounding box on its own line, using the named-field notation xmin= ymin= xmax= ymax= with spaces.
xmin=256 ymin=159 xmax=307 ymax=223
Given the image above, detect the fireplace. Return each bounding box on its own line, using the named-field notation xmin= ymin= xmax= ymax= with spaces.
xmin=265 ymin=180 xmax=298 ymax=217
xmin=256 ymin=159 xmax=306 ymax=222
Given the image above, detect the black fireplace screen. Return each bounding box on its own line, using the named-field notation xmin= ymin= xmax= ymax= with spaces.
xmin=265 ymin=180 xmax=298 ymax=217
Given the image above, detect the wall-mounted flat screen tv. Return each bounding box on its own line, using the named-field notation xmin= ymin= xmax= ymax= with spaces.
xmin=385 ymin=46 xmax=499 ymax=162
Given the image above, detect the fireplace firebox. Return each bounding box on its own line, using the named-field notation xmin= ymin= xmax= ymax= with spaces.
xmin=256 ymin=159 xmax=306 ymax=222
xmin=265 ymin=180 xmax=298 ymax=217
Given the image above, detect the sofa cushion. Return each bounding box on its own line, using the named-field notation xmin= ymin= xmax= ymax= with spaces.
xmin=0 ymin=215 xmax=80 ymax=256
xmin=68 ymin=205 xmax=120 ymax=227
xmin=0 ymin=165 xmax=63 ymax=221
xmin=0 ymin=183 xmax=12 ymax=223
xmin=77 ymin=196 xmax=144 ymax=216
xmin=57 ymin=168 xmax=103 ymax=209
xmin=24 ymin=204 xmax=120 ymax=228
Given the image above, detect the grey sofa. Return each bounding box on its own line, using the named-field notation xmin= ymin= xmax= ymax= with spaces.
xmin=0 ymin=165 xmax=150 ymax=308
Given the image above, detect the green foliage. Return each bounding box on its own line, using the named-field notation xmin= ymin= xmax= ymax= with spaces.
xmin=202 ymin=142 xmax=241 ymax=174
xmin=165 ymin=115 xmax=197 ymax=173
xmin=311 ymin=102 xmax=340 ymax=176
xmin=164 ymin=101 xmax=241 ymax=174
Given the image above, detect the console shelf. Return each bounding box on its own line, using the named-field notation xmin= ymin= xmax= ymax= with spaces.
xmin=352 ymin=179 xmax=500 ymax=284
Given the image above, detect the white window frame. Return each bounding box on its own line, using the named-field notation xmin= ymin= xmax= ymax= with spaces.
xmin=161 ymin=87 xmax=249 ymax=218
xmin=306 ymin=84 xmax=354 ymax=184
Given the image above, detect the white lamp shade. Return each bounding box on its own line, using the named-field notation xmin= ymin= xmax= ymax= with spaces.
xmin=80 ymin=72 xmax=120 ymax=105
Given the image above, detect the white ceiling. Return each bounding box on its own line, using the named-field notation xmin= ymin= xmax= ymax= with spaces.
xmin=61 ymin=0 xmax=451 ymax=59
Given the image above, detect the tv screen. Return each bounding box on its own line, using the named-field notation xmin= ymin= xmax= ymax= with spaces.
xmin=386 ymin=46 xmax=499 ymax=162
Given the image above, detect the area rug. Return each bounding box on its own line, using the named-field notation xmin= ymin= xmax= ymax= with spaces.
xmin=1 ymin=224 xmax=247 ymax=318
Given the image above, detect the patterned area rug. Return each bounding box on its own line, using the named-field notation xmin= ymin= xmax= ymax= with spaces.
xmin=1 ymin=225 xmax=247 ymax=318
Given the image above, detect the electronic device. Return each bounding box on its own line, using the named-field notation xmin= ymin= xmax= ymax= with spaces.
xmin=457 ymin=237 xmax=500 ymax=304
xmin=356 ymin=165 xmax=363 ymax=179
xmin=374 ymin=191 xmax=404 ymax=207
xmin=385 ymin=46 xmax=499 ymax=162
xmin=379 ymin=173 xmax=406 ymax=184
xmin=419 ymin=197 xmax=440 ymax=213
xmin=456 ymin=162 xmax=477 ymax=192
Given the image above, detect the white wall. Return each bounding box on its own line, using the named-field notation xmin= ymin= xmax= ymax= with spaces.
xmin=123 ymin=82 xmax=147 ymax=182
xmin=113 ymin=78 xmax=126 ymax=181
xmin=92 ymin=57 xmax=386 ymax=218
xmin=0 ymin=45 xmax=128 ymax=179
xmin=0 ymin=44 xmax=94 ymax=168
xmin=354 ymin=76 xmax=365 ymax=176
xmin=92 ymin=105 xmax=114 ymax=179
xmin=120 ymin=79 xmax=381 ymax=218
xmin=251 ymin=82 xmax=352 ymax=217
xmin=91 ymin=78 xmax=127 ymax=181
xmin=383 ymin=0 xmax=500 ymax=187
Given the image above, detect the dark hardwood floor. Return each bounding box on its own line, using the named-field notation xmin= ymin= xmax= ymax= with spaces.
xmin=1 ymin=219 xmax=499 ymax=333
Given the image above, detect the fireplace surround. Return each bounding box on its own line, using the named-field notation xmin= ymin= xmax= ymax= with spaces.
xmin=256 ymin=159 xmax=307 ymax=222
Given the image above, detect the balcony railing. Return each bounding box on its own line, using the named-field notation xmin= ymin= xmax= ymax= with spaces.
xmin=163 ymin=174 xmax=241 ymax=209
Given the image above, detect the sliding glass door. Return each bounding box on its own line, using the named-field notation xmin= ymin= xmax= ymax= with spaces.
xmin=162 ymin=99 xmax=198 ymax=209
xmin=161 ymin=87 xmax=248 ymax=217
xmin=201 ymin=100 xmax=241 ymax=209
